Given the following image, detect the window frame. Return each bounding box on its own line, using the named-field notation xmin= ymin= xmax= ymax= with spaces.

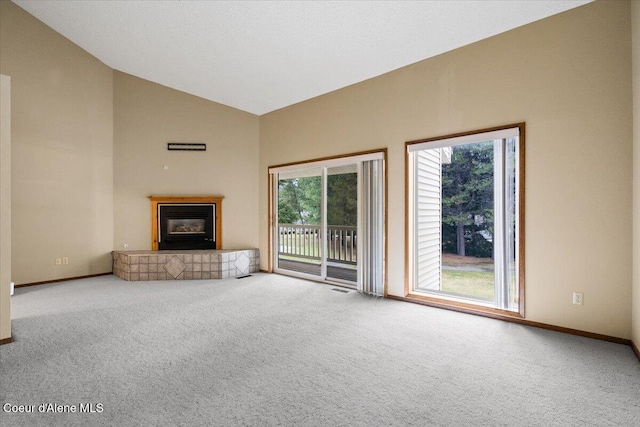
xmin=405 ymin=123 xmax=525 ymax=319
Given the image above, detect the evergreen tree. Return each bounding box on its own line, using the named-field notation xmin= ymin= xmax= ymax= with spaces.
xmin=327 ymin=173 xmax=357 ymax=226
xmin=277 ymin=179 xmax=303 ymax=224
xmin=277 ymin=176 xmax=321 ymax=225
xmin=278 ymin=172 xmax=357 ymax=227
xmin=442 ymin=142 xmax=494 ymax=257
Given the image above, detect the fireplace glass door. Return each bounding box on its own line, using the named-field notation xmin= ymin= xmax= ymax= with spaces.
xmin=159 ymin=204 xmax=215 ymax=250
xmin=167 ymin=219 xmax=206 ymax=235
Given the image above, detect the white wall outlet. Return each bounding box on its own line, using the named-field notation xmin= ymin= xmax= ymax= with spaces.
xmin=572 ymin=292 xmax=584 ymax=305
xmin=62 ymin=257 xmax=69 ymax=265
xmin=55 ymin=258 xmax=62 ymax=265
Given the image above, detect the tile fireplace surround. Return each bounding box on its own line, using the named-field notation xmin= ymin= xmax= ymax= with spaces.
xmin=112 ymin=249 xmax=259 ymax=281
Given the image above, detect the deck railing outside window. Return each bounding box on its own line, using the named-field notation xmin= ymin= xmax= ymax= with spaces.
xmin=278 ymin=224 xmax=357 ymax=264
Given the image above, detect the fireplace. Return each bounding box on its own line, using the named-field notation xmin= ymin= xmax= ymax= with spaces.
xmin=159 ymin=204 xmax=215 ymax=250
xmin=148 ymin=196 xmax=223 ymax=251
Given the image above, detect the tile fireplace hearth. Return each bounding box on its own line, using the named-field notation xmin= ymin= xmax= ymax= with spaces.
xmin=112 ymin=249 xmax=259 ymax=281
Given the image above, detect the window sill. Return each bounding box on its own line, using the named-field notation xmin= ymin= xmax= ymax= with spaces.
xmin=395 ymin=292 xmax=524 ymax=320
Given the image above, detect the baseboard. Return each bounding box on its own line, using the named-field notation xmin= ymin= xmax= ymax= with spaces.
xmin=387 ymin=295 xmax=631 ymax=346
xmin=14 ymin=272 xmax=112 ymax=288
xmin=0 ymin=336 xmax=13 ymax=346
xmin=632 ymin=341 xmax=640 ymax=362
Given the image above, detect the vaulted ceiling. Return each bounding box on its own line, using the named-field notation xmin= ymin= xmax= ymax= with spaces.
xmin=14 ymin=0 xmax=592 ymax=115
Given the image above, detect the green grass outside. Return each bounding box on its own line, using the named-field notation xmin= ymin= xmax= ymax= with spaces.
xmin=441 ymin=270 xmax=494 ymax=301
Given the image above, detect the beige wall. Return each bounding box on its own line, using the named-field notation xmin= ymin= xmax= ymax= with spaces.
xmin=0 ymin=1 xmax=114 ymax=285
xmin=0 ymin=74 xmax=11 ymax=341
xmin=113 ymin=72 xmax=259 ymax=251
xmin=632 ymin=0 xmax=640 ymax=348
xmin=260 ymin=1 xmax=634 ymax=338
xmin=1 ymin=0 xmax=635 ymax=342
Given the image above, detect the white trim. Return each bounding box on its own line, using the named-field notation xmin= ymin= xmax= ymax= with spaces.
xmin=493 ymin=139 xmax=508 ymax=309
xmin=269 ymin=151 xmax=385 ymax=175
xmin=356 ymin=162 xmax=363 ymax=288
xmin=320 ymin=169 xmax=327 ymax=280
xmin=407 ymin=128 xmax=519 ymax=152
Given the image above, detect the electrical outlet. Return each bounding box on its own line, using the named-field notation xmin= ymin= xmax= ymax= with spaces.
xmin=62 ymin=257 xmax=69 ymax=265
xmin=55 ymin=258 xmax=62 ymax=265
xmin=572 ymin=292 xmax=584 ymax=305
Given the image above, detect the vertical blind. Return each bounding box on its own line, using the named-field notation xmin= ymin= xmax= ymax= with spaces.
xmin=360 ymin=159 xmax=385 ymax=296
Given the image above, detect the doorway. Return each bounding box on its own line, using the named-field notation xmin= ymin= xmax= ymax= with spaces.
xmin=269 ymin=151 xmax=385 ymax=294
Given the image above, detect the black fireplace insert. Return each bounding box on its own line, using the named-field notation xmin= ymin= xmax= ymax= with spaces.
xmin=158 ymin=204 xmax=215 ymax=250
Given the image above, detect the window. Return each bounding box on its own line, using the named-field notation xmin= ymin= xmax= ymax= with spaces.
xmin=406 ymin=124 xmax=524 ymax=315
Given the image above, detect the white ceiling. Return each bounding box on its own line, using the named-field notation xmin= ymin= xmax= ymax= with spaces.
xmin=13 ymin=0 xmax=591 ymax=116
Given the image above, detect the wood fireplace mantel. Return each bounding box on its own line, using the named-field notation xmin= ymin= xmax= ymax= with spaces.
xmin=148 ymin=195 xmax=223 ymax=251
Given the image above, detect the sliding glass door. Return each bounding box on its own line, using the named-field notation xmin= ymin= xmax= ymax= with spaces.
xmin=270 ymin=152 xmax=385 ymax=294
xmin=326 ymin=165 xmax=359 ymax=283
xmin=274 ymin=165 xmax=359 ymax=286
xmin=276 ymin=167 xmax=323 ymax=278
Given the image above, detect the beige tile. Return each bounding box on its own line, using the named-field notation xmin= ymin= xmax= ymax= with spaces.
xmin=234 ymin=253 xmax=251 ymax=275
xmin=130 ymin=264 xmax=139 ymax=273
xmin=193 ymin=254 xmax=202 ymax=263
xmin=131 ymin=273 xmax=140 ymax=281
xmin=140 ymin=273 xmax=149 ymax=281
xmin=140 ymin=264 xmax=149 ymax=273
xmin=140 ymin=256 xmax=149 ymax=264
xmin=148 ymin=273 xmax=158 ymax=280
xmin=164 ymin=256 xmax=186 ymax=279
xmin=148 ymin=264 xmax=158 ymax=272
xmin=202 ymin=254 xmax=211 ymax=263
xmin=202 ymin=272 xmax=211 ymax=279
xmin=184 ymin=254 xmax=193 ymax=264
xmin=184 ymin=272 xmax=193 ymax=280
xmin=193 ymin=272 xmax=202 ymax=279
xmin=193 ymin=263 xmax=202 ymax=272
xmin=157 ymin=255 xmax=167 ymax=264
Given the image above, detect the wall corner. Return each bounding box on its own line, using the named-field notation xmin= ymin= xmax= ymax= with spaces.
xmin=0 ymin=74 xmax=12 ymax=342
